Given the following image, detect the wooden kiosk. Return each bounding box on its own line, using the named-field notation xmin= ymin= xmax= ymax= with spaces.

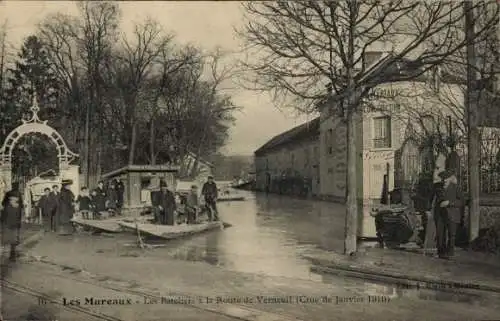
xmin=102 ymin=165 xmax=179 ymax=213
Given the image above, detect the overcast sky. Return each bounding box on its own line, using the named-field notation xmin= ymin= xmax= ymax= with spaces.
xmin=0 ymin=1 xmax=314 ymax=156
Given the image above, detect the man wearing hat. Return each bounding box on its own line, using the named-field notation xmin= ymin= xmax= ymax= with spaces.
xmin=201 ymin=175 xmax=219 ymax=221
xmin=156 ymin=180 xmax=176 ymax=225
xmin=58 ymin=179 xmax=75 ymax=235
xmin=93 ymin=180 xmax=107 ymax=215
xmin=435 ymin=169 xmax=464 ymax=259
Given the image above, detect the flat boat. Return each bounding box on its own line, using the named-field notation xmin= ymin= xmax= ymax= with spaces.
xmin=71 ymin=217 xmax=124 ymax=233
xmin=118 ymin=221 xmax=229 ymax=240
xmin=217 ymin=195 xmax=246 ymax=202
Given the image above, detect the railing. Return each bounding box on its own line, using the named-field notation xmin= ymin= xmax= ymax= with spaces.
xmin=373 ymin=137 xmax=391 ymax=149
xmin=456 ymin=141 xmax=500 ymax=193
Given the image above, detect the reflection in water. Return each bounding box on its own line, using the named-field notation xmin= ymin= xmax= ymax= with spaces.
xmin=363 ymin=281 xmax=495 ymax=306
xmin=139 ymin=191 xmax=348 ymax=280
xmin=318 ymin=270 xmax=498 ymax=307
xmin=86 ymin=190 xmax=498 ymax=307
xmin=204 ymin=232 xmax=219 ymax=266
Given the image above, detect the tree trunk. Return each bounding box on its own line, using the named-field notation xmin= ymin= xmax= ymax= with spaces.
xmin=0 ymin=25 xmax=5 ymax=102
xmin=464 ymin=1 xmax=480 ymax=242
xmin=344 ymin=105 xmax=361 ymax=255
xmin=128 ymin=122 xmax=137 ymax=166
xmin=83 ymin=99 xmax=91 ymax=187
xmin=343 ymin=3 xmax=361 ymax=256
xmin=150 ymin=118 xmax=156 ymax=165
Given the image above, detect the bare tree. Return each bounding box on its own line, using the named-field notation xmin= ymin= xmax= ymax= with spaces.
xmin=0 ymin=19 xmax=10 ymax=142
xmin=0 ymin=20 xmax=7 ymax=103
xmin=237 ymin=1 xmax=499 ymax=254
xmin=37 ymin=2 xmax=121 ymax=186
xmin=188 ymin=48 xmax=238 ymax=178
xmin=146 ymin=46 xmax=203 ymax=165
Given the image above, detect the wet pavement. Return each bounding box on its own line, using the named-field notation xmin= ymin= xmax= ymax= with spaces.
xmin=6 ymin=190 xmax=500 ymax=320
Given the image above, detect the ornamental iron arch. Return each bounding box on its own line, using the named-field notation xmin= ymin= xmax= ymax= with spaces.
xmin=0 ymin=94 xmax=79 ymax=192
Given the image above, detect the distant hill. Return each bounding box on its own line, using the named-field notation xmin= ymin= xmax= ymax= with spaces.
xmin=208 ymin=154 xmax=254 ymax=180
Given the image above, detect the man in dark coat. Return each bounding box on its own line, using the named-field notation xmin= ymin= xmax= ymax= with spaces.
xmin=444 ymin=137 xmax=467 ymax=245
xmin=436 ymin=170 xmax=463 ymax=259
xmin=1 ymin=185 xmax=23 ymax=261
xmin=150 ymin=182 xmax=161 ymax=224
xmin=201 ymin=176 xmax=219 ymax=221
xmin=93 ymin=180 xmax=107 ymax=214
xmin=157 ymin=180 xmax=176 ymax=225
xmin=2 ymin=182 xmax=23 ymax=210
xmin=58 ymin=179 xmax=75 ymax=235
xmin=37 ymin=188 xmax=53 ymax=231
xmin=115 ymin=178 xmax=125 ymax=212
xmin=48 ymin=185 xmax=60 ymax=231
xmin=106 ymin=181 xmax=118 ymax=215
xmin=412 ymin=172 xmax=436 ymax=246
xmin=186 ymin=185 xmax=199 ymax=224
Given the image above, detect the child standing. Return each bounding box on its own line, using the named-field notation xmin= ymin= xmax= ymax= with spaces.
xmin=90 ymin=189 xmax=100 ymax=219
xmin=77 ymin=187 xmax=92 ymax=219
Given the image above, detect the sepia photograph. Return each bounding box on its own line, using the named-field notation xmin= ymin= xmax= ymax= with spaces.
xmin=0 ymin=1 xmax=500 ymax=320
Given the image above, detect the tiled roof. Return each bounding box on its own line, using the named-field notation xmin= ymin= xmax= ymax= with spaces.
xmin=254 ymin=117 xmax=320 ymax=156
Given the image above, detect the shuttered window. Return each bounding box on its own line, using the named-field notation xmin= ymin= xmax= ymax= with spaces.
xmin=373 ymin=116 xmax=391 ymax=148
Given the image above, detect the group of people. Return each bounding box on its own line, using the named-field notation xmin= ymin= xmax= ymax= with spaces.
xmin=413 ymin=140 xmax=464 ymax=259
xmin=37 ymin=178 xmax=125 ymax=225
xmin=151 ymin=175 xmax=220 ymax=226
xmin=0 ymin=174 xmax=219 ymax=261
xmin=415 ymin=169 xmax=463 ymax=259
xmin=1 ymin=179 xmax=77 ymax=261
xmin=74 ymin=179 xmax=125 ymax=220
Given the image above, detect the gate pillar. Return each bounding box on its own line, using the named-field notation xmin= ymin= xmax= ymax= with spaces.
xmin=0 ymin=164 xmax=12 ymax=194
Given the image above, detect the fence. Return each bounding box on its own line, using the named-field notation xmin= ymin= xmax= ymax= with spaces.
xmin=456 ymin=136 xmax=500 ymax=193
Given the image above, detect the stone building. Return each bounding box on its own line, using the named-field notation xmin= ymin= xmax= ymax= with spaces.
xmin=319 ymin=52 xmax=466 ymax=202
xmin=254 ymin=118 xmax=320 ymax=197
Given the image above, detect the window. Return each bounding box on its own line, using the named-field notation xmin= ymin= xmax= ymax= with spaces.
xmin=141 ymin=177 xmax=152 ymax=189
xmin=291 ymin=153 xmax=295 ymax=169
xmin=363 ymin=51 xmax=384 ymax=70
xmin=421 ymin=115 xmax=435 ymax=133
xmin=373 ymin=116 xmax=392 ymax=148
xmin=327 ymin=129 xmax=333 ymax=155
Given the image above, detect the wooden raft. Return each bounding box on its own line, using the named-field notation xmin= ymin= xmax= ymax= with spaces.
xmin=217 ymin=196 xmax=246 ymax=202
xmin=118 ymin=221 xmax=227 ymax=240
xmin=71 ymin=217 xmax=124 ymax=233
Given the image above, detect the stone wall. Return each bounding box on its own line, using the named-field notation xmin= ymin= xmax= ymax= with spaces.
xmin=479 ymin=205 xmax=500 ymax=229
xmin=255 ymin=138 xmax=319 ymax=196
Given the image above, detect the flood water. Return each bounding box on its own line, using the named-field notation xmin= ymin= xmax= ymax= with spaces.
xmin=81 ymin=189 xmax=500 ymax=308
xmin=136 ymin=190 xmax=347 ymax=279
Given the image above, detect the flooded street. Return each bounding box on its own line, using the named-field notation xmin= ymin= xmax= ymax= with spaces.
xmin=74 ymin=190 xmax=500 ymax=310
xmin=94 ymin=190 xmax=347 ymax=280
xmin=162 ymin=191 xmax=346 ymax=279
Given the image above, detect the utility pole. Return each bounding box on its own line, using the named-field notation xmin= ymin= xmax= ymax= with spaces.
xmin=464 ymin=1 xmax=480 ymax=242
